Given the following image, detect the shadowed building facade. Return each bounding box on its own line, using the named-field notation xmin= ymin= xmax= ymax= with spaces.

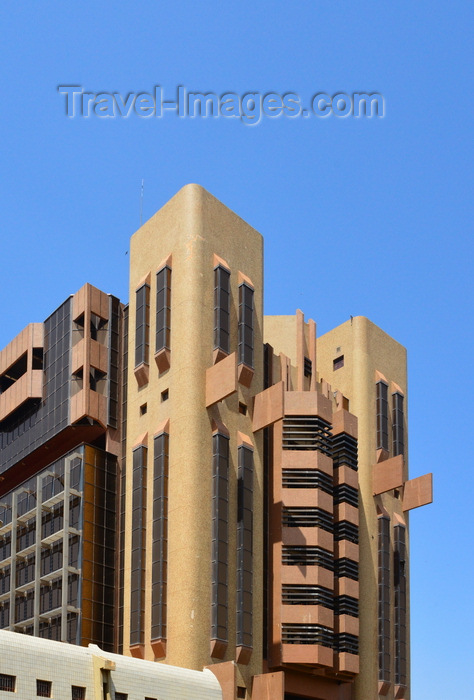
xmin=0 ymin=185 xmax=432 ymax=700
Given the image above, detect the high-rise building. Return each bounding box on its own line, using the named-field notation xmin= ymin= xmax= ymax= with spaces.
xmin=0 ymin=185 xmax=432 ymax=700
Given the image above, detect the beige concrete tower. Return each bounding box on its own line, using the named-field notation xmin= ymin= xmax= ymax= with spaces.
xmin=262 ymin=313 xmax=432 ymax=700
xmin=122 ymin=184 xmax=264 ymax=695
xmin=317 ymin=316 xmax=432 ymax=700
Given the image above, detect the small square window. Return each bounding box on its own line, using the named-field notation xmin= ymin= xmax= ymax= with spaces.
xmin=37 ymin=680 xmax=52 ymax=698
xmin=140 ymin=403 xmax=147 ymax=416
xmin=115 ymin=694 xmax=128 ymax=700
xmin=239 ymin=402 xmax=247 ymax=415
xmin=72 ymin=687 xmax=86 ymax=700
xmin=333 ymin=355 xmax=344 ymax=370
xmin=161 ymin=389 xmax=169 ymax=402
xmin=0 ymin=674 xmax=16 ymax=692
xmin=237 ymin=688 xmax=246 ymax=699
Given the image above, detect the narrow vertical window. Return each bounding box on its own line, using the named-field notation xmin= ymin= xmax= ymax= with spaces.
xmin=118 ymin=305 xmax=128 ymax=654
xmin=211 ymin=432 xmax=229 ymax=650
xmin=130 ymin=445 xmax=147 ymax=647
xmin=214 ymin=266 xmax=230 ymax=355
xmin=394 ymin=524 xmax=407 ymax=687
xmin=151 ymin=432 xmax=169 ymax=646
xmin=392 ymin=392 xmax=404 ymax=457
xmin=378 ymin=515 xmax=391 ymax=685
xmin=376 ymin=381 xmax=389 ymax=451
xmin=237 ymin=444 xmax=253 ymax=652
xmin=135 ymin=284 xmax=150 ymax=367
xmin=156 ymin=267 xmax=171 ymax=353
xmin=238 ymin=283 xmax=254 ymax=368
xmin=107 ymin=296 xmax=121 ymax=429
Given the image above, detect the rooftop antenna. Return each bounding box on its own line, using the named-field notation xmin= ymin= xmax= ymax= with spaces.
xmin=140 ymin=179 xmax=144 ymax=226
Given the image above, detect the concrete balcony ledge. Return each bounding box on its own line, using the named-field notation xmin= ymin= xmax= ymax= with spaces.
xmin=0 ymin=369 xmax=43 ymax=422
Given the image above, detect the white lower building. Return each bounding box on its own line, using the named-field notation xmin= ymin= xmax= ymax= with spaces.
xmin=0 ymin=629 xmax=223 ymax=700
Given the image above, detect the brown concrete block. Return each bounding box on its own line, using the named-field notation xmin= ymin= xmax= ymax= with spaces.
xmin=206 ymin=660 xmax=236 ymax=700
xmin=284 ymin=391 xmax=332 ymax=422
xmin=281 ymin=450 xmax=333 ymax=476
xmin=332 ymin=409 xmax=358 ymax=438
xmin=251 ymin=672 xmax=284 ymax=700
xmin=205 ymin=352 xmax=237 ymax=407
xmin=0 ymin=368 xmax=44 ymax=422
xmin=71 ymin=338 xmax=85 ymax=374
xmin=338 ymin=652 xmax=359 ymax=675
xmin=282 ymin=527 xmax=333 ymax=552
xmin=89 ymin=339 xmax=108 ymax=372
xmin=334 ymin=465 xmax=358 ymax=489
xmin=281 ymin=604 xmax=334 ymax=629
xmin=281 ymin=565 xmax=334 ymax=590
xmin=373 ymin=455 xmax=404 ymax=495
xmin=403 ymin=473 xmax=433 ymax=511
xmin=252 ymin=381 xmax=284 ymax=431
xmin=336 ymin=614 xmax=359 ymax=636
xmin=285 ymin=671 xmax=353 ymax=700
xmin=282 ymin=488 xmax=333 ymax=514
xmin=335 ymin=540 xmax=359 ymax=563
xmin=281 ymin=643 xmax=333 ymax=667
xmin=335 ymin=577 xmax=359 ymax=599
xmin=335 ymin=503 xmax=359 ymax=526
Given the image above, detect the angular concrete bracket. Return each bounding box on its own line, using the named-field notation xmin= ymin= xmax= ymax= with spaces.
xmin=373 ymin=455 xmax=404 ymax=495
xmin=154 ymin=348 xmax=170 ymax=373
xmin=129 ymin=644 xmax=145 ymax=659
xmin=134 ymin=362 xmax=149 ymax=387
xmin=238 ymin=363 xmax=254 ymax=388
xmin=213 ymin=348 xmax=229 ymax=364
xmin=403 ymin=473 xmax=433 ymax=511
xmin=235 ymin=645 xmax=252 ymax=665
xmin=205 ymin=352 xmax=237 ymax=407
xmin=252 ymin=381 xmax=285 ymax=432
xmin=150 ymin=638 xmax=166 ymax=659
xmin=209 ymin=639 xmax=228 ymax=660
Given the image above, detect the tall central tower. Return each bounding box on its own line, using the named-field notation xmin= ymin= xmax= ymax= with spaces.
xmin=121 ymin=184 xmax=264 ymax=690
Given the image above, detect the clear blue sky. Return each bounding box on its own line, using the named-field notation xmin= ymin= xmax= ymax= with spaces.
xmin=1 ymin=2 xmax=472 ymax=696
